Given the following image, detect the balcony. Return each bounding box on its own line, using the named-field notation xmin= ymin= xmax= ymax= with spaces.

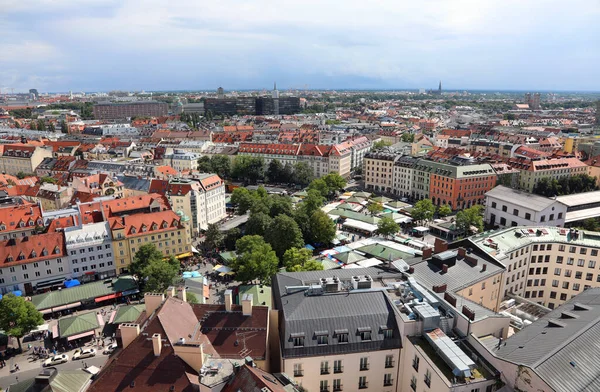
xmin=410 ymin=382 xmax=417 ymax=391
xmin=334 ymin=366 xmax=344 ymax=374
xmin=320 ymin=367 xmax=330 ymax=375
xmin=385 ymin=360 xmax=395 ymax=369
xmin=333 ymin=385 xmax=343 ymax=391
xmin=384 ymin=379 xmax=394 ymax=387
xmin=358 ymin=382 xmax=369 ymax=389
xmin=293 ymin=370 xmax=304 ymax=377
xmin=359 ymin=364 xmax=369 ymax=371
xmin=320 ymin=387 xmax=329 ymax=392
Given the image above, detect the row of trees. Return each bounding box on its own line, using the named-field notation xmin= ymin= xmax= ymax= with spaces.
xmin=532 ymin=174 xmax=598 ymax=197
xmin=409 ymin=199 xmax=481 ymax=236
xmin=197 ymin=155 xmax=316 ymax=186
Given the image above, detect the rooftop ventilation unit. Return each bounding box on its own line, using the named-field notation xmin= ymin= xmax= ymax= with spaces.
xmin=352 ymin=275 xmax=373 ymax=290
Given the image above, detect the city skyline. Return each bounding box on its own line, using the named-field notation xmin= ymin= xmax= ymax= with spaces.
xmin=1 ymin=0 xmax=599 ymax=92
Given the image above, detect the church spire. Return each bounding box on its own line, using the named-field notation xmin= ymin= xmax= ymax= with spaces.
xmin=438 ymin=80 xmax=442 ymax=92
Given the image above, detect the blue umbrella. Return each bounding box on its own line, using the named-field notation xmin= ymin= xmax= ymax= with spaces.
xmin=64 ymin=280 xmax=80 ymax=288
xmin=11 ymin=290 xmax=22 ymax=297
xmin=191 ymin=271 xmax=201 ymax=278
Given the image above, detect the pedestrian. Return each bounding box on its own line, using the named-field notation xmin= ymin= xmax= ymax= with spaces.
xmin=14 ymin=364 xmax=19 ymax=371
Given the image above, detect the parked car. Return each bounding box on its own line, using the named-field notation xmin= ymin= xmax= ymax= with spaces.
xmin=43 ymin=354 xmax=69 ymax=367
xmin=72 ymin=348 xmax=96 ymax=360
xmin=103 ymin=342 xmax=117 ymax=355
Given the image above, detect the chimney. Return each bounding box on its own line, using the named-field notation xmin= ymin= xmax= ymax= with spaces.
xmin=242 ymin=293 xmax=253 ymax=316
xmin=432 ymin=284 xmax=447 ymax=293
xmin=166 ymin=286 xmax=176 ymax=298
xmin=119 ymin=323 xmax=140 ymax=349
xmin=178 ymin=286 xmax=187 ymax=302
xmin=144 ymin=293 xmax=165 ymax=316
xmin=224 ymin=289 xmax=233 ymax=312
xmin=458 ymin=248 xmax=466 ymax=258
xmin=422 ymin=247 xmax=433 ymax=260
xmin=481 ymin=264 xmax=487 ymax=272
xmin=434 ymin=238 xmax=448 ymax=254
xmin=442 ymin=264 xmax=448 ymax=274
xmin=152 ymin=333 xmax=162 ymax=357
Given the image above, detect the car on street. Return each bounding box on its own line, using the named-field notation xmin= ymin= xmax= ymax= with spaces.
xmin=72 ymin=348 xmax=96 ymax=360
xmin=43 ymin=354 xmax=69 ymax=367
xmin=103 ymin=342 xmax=117 ymax=355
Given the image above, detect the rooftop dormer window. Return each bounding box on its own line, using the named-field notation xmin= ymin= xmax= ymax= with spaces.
xmin=54 ymin=246 xmax=60 ymax=254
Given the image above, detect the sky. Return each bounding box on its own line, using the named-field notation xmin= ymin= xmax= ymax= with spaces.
xmin=1 ymin=0 xmax=599 ymax=93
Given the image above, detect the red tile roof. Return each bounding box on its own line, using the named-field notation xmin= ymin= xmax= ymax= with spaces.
xmin=102 ymin=194 xmax=170 ymax=217
xmin=0 ymin=233 xmax=65 ymax=267
xmin=238 ymin=143 xmax=300 ymax=155
xmin=46 ymin=216 xmax=78 ymax=233
xmin=108 ymin=210 xmax=183 ymax=237
xmin=0 ymin=204 xmax=43 ymax=234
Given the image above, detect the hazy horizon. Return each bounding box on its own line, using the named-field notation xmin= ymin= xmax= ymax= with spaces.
xmin=2 ymin=0 xmax=599 ymax=93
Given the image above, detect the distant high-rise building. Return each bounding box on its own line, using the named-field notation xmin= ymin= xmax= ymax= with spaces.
xmin=525 ymin=92 xmax=541 ymax=110
xmin=92 ymin=101 xmax=168 ymax=120
xmin=272 ymin=82 xmax=280 ymax=99
xmin=438 ymin=80 xmax=442 ymax=93
xmin=28 ymin=89 xmax=39 ymax=100
xmin=217 ymin=87 xmax=225 ymax=99
xmin=596 ymin=100 xmax=600 ymax=125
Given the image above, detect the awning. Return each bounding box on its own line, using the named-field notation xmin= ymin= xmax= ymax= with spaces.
xmin=191 ymin=246 xmax=200 ymax=254
xmin=215 ymin=265 xmax=232 ymax=273
xmin=176 ymin=252 xmax=193 ymax=260
xmin=121 ymin=289 xmax=139 ymax=296
xmin=36 ymin=278 xmax=66 ymax=289
xmin=95 ymin=293 xmax=121 ymax=303
xmin=32 ymin=324 xmax=49 ymax=333
xmin=64 ymin=280 xmax=80 ymax=288
xmin=212 ymin=264 xmax=223 ymax=271
xmin=96 ymin=313 xmax=105 ymax=327
xmin=108 ymin=311 xmax=116 ymax=324
xmin=203 ymin=285 xmax=210 ymax=299
xmin=67 ymin=330 xmax=95 ymax=341
xmin=304 ymin=244 xmax=315 ymax=251
xmin=84 ymin=366 xmax=101 ymax=375
xmin=40 ymin=302 xmax=82 ymax=315
xmin=51 ymin=324 xmax=58 ymax=338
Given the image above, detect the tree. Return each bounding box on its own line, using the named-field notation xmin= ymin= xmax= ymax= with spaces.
xmin=231 ymin=156 xmax=264 ymax=184
xmin=367 ymin=202 xmax=384 ymax=216
xmin=269 ymin=195 xmax=293 ymax=218
xmin=532 ymin=178 xmax=560 ymax=197
xmin=232 ymin=236 xmax=279 ymax=284
xmin=455 ymin=205 xmax=484 ymax=236
xmin=322 ymin=173 xmax=346 ymax=195
xmin=283 ymin=247 xmax=323 ymax=272
xmin=282 ymin=163 xmax=294 ymax=183
xmin=197 ymin=156 xmax=213 ymax=173
xmin=401 ymin=133 xmax=415 ymax=142
xmin=29 ymin=121 xmax=37 ymax=130
xmin=307 ymin=209 xmax=336 ymax=245
xmin=143 ymin=256 xmax=179 ymax=293
xmin=372 ymin=140 xmax=392 ymax=149
xmin=293 ymin=162 xmax=313 ymax=186
xmin=0 ymin=294 xmax=44 ymax=351
xmin=266 ymin=160 xmax=284 ymax=183
xmin=186 ymin=292 xmax=200 ymax=304
xmin=48 ymin=122 xmax=56 ymax=132
xmin=265 ymin=214 xmax=304 ymax=260
xmin=129 ymin=244 xmax=165 ymax=282
xmin=411 ymin=199 xmax=436 ymax=223
xmin=210 ymin=155 xmax=231 ymax=179
xmin=377 ymin=217 xmax=400 ymax=238
xmin=40 ymin=176 xmax=57 ymax=184
xmin=204 ymin=223 xmax=224 ymax=250
xmin=37 ymin=119 xmax=46 ymax=131
xmin=308 ymin=178 xmax=330 ymax=198
xmin=60 ymin=120 xmax=68 ymax=133
xmin=301 ymin=189 xmax=325 ymax=216
xmin=438 ymin=204 xmax=452 ymax=217
xmin=245 ymin=212 xmax=272 ymax=236
xmin=16 ymin=172 xmax=33 ymax=179
xmin=223 ymin=228 xmax=241 ymax=250
xmin=231 ymin=187 xmax=254 ymax=215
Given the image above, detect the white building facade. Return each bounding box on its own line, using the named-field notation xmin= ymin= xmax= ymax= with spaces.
xmin=64 ymin=222 xmax=117 ymax=282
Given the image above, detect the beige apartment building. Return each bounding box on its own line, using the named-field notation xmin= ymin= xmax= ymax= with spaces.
xmin=364 ymin=150 xmax=397 ymax=193
xmin=471 ymin=226 xmax=600 ymax=310
xmin=0 ymin=144 xmax=53 ymax=176
xmin=511 ymin=157 xmax=589 ymax=192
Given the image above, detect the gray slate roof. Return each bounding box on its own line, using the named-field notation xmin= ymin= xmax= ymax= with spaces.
xmin=489 ymin=288 xmax=600 ymax=392
xmin=273 ymin=268 xmax=402 ymax=358
xmin=485 ymin=185 xmax=561 ymax=212
xmin=116 ymin=175 xmax=151 ymax=192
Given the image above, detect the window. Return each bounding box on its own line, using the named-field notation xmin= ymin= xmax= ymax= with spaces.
xmin=412 ymin=355 xmax=420 ymax=371
xmin=334 ymin=360 xmax=343 ymax=373
xmin=337 ymin=333 xmax=348 ymax=343
xmin=561 ymin=293 xmax=568 ymax=301
xmin=559 ymin=245 xmax=566 ymax=252
xmin=317 ymin=335 xmax=328 ymax=345
xmin=491 ymin=202 xmax=497 ymax=208
xmin=554 ymin=268 xmax=561 ymax=275
xmin=320 ymin=361 xmax=330 ymax=375
xmin=576 ymin=271 xmax=582 ymax=279
xmin=587 ymin=273 xmax=594 ymax=281
xmin=293 ymin=363 xmax=303 ymax=377
xmin=333 ymin=379 xmax=342 ymax=392
xmin=35 ymin=271 xmax=40 ymax=277
xmin=23 ymin=273 xmax=28 ymax=279
xmin=581 ymin=248 xmax=587 ymax=255
xmin=46 ymin=269 xmax=51 ymax=275
xmin=563 ymin=282 xmax=570 ymax=289
xmin=525 ymin=212 xmax=531 ymax=220
xmin=567 ymin=258 xmax=574 ymax=265
xmin=383 ymin=328 xmax=393 ymax=339
xmin=540 ymin=215 xmax=546 ymax=222
xmin=574 ymin=283 xmax=581 ymax=291
xmin=360 ymin=331 xmax=371 ymax=341
xmin=502 ymin=205 xmax=507 ymax=212
xmin=385 ymin=355 xmax=394 ymax=368
xmin=550 ymin=291 xmax=557 ymax=299
xmin=292 ymin=336 xmax=304 ymax=347
xmin=513 ymin=209 xmax=519 ymax=216
xmin=578 ymin=259 xmax=585 ymax=267
xmin=592 ymin=249 xmax=598 ymax=257
xmin=384 ymin=373 xmax=393 ymax=386
xmin=410 ymin=375 xmax=417 ymax=391
xmin=558 ymin=212 xmax=563 ymax=219
xmin=500 ymin=217 xmax=506 ymax=226
xmin=481 ymin=282 xmax=486 ymax=290
xmin=360 ymin=357 xmax=369 ymax=371
xmin=425 ymin=369 xmax=432 ymax=387
xmin=590 ymin=260 xmax=596 ymax=268
xmin=556 ymin=256 xmax=563 ymax=264
xmin=570 ymin=246 xmax=576 ymax=253
xmin=550 ymin=214 xmax=555 ymax=221
xmin=358 ymin=376 xmax=368 ymax=390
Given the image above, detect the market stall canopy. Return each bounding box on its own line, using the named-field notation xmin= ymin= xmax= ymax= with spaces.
xmin=64 ymin=280 xmax=80 ymax=288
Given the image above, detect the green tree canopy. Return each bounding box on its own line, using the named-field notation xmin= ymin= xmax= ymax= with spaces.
xmin=437 ymin=204 xmax=452 ymax=217
xmin=210 ymin=155 xmax=231 ymax=179
xmin=265 ymin=214 xmax=304 ymax=260
xmin=197 ymin=156 xmax=213 ymax=173
xmin=231 ymin=156 xmax=265 ymax=184
xmin=308 ymin=178 xmax=330 ymax=198
xmin=223 ymin=228 xmax=241 ymax=250
xmin=372 ymin=140 xmax=392 ymax=149
xmin=377 ymin=216 xmax=400 ymax=237
xmin=204 ymin=223 xmax=224 ymax=250
xmin=143 ymin=256 xmax=180 ymax=293
xmin=293 ymin=162 xmax=314 ymax=186
xmin=266 ymin=159 xmax=284 ymax=183
xmin=269 ymin=195 xmax=293 ymax=218
xmin=307 ymin=209 xmax=336 ymax=245
xmin=233 ymin=236 xmax=279 ymax=284
xmin=283 ymin=247 xmax=323 ymax=272
xmin=0 ymin=294 xmax=44 ymax=351
xmin=322 ymin=173 xmax=347 ymax=194
xmin=455 ymin=205 xmax=484 ymax=236
xmin=401 ymin=133 xmax=415 ymax=142
xmin=230 ymin=187 xmax=254 ymax=215
xmin=412 ymin=199 xmax=436 ymax=223
xmin=186 ymin=292 xmax=200 ymax=304
xmin=129 ymin=243 xmax=165 ymax=282
xmin=245 ymin=212 xmax=272 ymax=236
xmin=367 ymin=202 xmax=384 ymax=216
